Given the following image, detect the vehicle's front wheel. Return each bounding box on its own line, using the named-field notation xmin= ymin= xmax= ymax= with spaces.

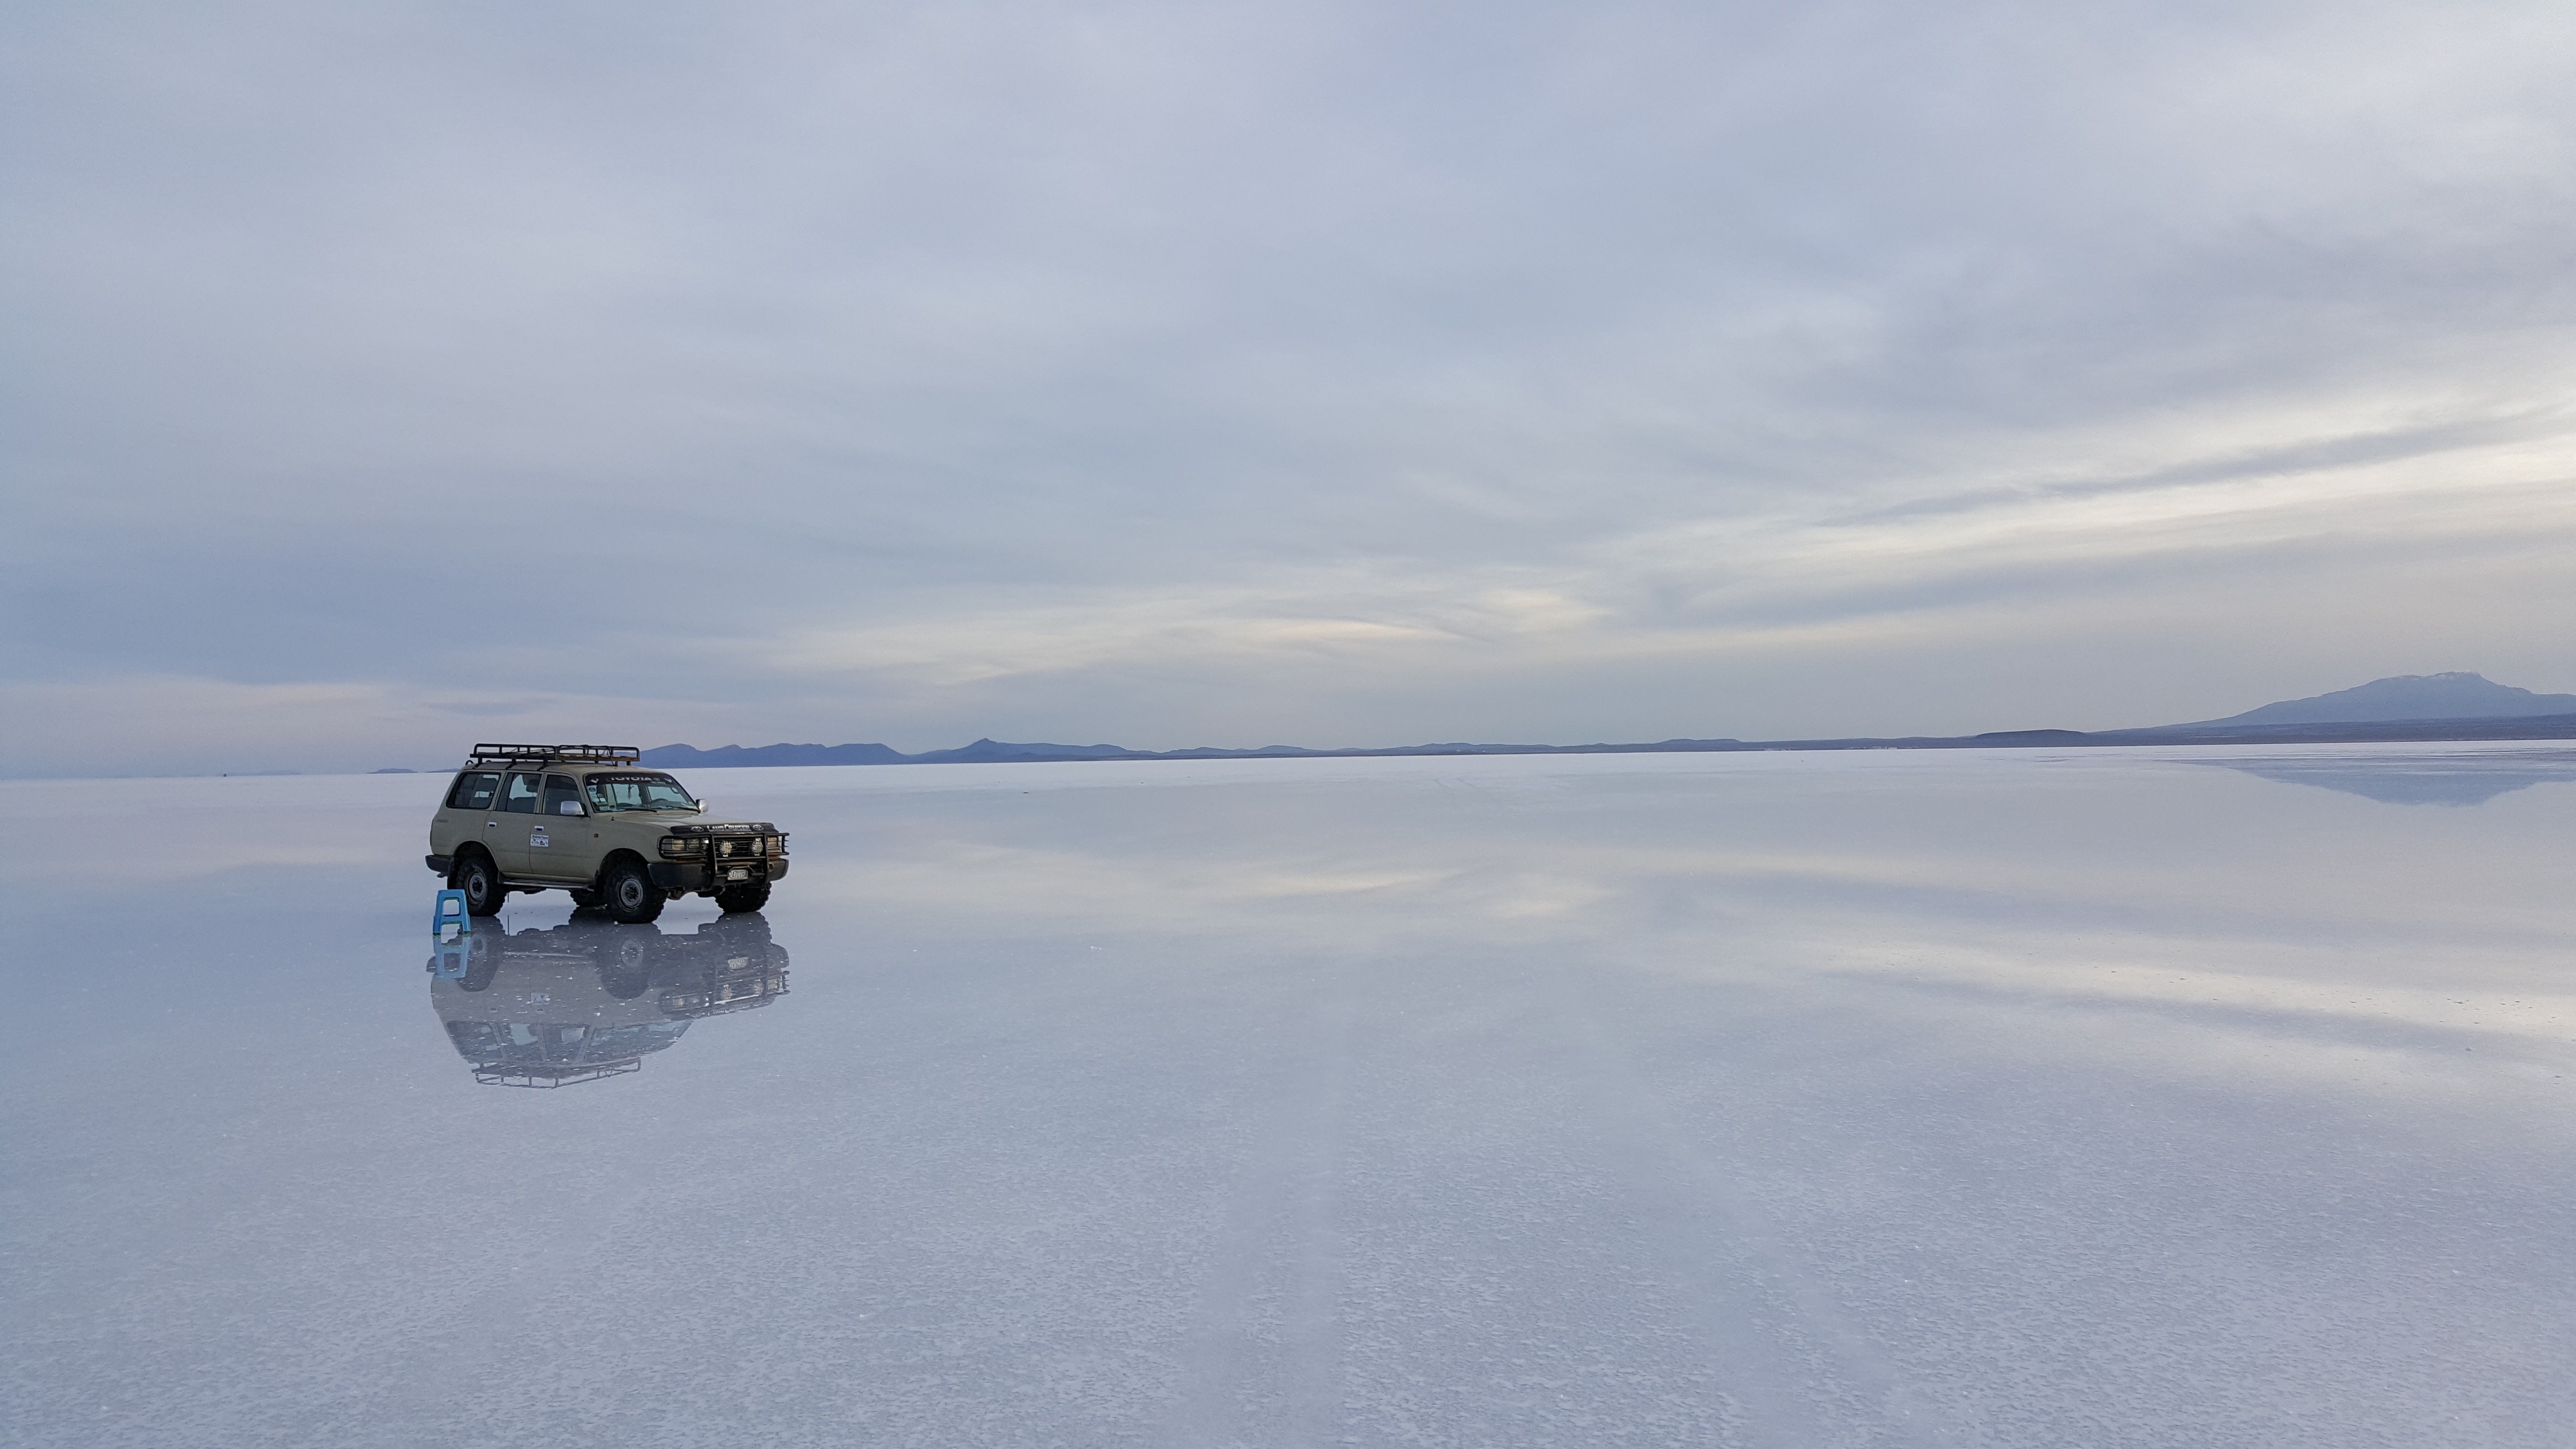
xmin=597 ymin=934 xmax=650 ymax=998
xmin=713 ymin=879 xmax=771 ymax=914
xmin=451 ymin=852 xmax=505 ymax=917
xmin=599 ymin=858 xmax=665 ymax=924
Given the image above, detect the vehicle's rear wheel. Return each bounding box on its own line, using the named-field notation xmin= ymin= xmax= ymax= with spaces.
xmin=600 ymin=858 xmax=665 ymax=924
xmin=713 ymin=880 xmax=772 ymax=914
xmin=458 ymin=935 xmax=501 ymax=992
xmin=450 ymin=852 xmax=504 ymax=917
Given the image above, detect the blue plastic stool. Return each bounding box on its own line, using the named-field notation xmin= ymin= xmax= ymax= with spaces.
xmin=431 ymin=939 xmax=471 ymax=979
xmin=433 ymin=888 xmax=471 ymax=937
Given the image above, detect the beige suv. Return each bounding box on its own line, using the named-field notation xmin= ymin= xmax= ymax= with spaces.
xmin=426 ymin=744 xmax=788 ymax=923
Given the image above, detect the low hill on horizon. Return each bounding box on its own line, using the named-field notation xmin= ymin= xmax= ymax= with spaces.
xmin=639 ymin=741 xmax=909 ymax=768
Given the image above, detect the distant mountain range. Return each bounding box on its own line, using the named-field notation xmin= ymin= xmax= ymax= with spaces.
xmin=2172 ymin=671 xmax=2576 ymax=726
xmin=636 ymin=673 xmax=2576 ymax=770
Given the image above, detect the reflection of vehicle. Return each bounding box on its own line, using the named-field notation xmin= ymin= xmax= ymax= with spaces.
xmin=427 ymin=915 xmax=790 ymax=1087
xmin=425 ymin=744 xmax=789 ymax=924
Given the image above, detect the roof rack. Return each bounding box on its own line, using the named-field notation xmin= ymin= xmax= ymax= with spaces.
xmin=465 ymin=743 xmax=642 ymax=767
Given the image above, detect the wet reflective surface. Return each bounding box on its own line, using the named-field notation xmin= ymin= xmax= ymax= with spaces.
xmin=4 ymin=745 xmax=2574 ymax=1446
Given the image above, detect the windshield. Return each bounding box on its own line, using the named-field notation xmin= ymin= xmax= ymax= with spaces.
xmin=583 ymin=773 xmax=699 ymax=812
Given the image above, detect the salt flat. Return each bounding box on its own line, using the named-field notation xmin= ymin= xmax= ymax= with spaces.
xmin=4 ymin=744 xmax=2574 ymax=1447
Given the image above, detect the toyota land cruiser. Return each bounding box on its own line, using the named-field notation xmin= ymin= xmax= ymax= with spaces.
xmin=425 ymin=744 xmax=788 ymax=923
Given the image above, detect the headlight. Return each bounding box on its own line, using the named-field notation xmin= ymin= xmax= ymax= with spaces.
xmin=766 ymin=834 xmax=788 ymax=856
xmin=658 ymin=836 xmax=706 ymax=860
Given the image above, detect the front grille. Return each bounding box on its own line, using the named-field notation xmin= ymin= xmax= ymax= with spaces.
xmin=663 ymin=823 xmax=787 ymax=877
xmin=660 ymin=967 xmax=789 ymax=1017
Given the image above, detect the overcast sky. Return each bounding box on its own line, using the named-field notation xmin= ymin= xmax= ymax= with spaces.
xmin=6 ymin=1 xmax=2574 ymax=774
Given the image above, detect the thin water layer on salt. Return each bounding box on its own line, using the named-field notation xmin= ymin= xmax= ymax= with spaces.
xmin=3 ymin=744 xmax=2573 ymax=1447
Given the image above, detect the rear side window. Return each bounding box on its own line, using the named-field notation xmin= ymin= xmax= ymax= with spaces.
xmin=500 ymin=773 xmax=543 ymax=814
xmin=447 ymin=772 xmax=501 ymax=810
xmin=541 ymin=774 xmax=584 ymax=816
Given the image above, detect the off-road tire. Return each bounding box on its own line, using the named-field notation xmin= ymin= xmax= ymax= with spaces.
xmin=600 ymin=857 xmax=665 ymax=924
xmin=450 ymin=852 xmax=505 ymax=917
xmin=713 ymin=880 xmax=772 ymax=914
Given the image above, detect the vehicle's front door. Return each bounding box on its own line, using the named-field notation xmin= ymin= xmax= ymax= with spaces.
xmin=494 ymin=770 xmax=546 ymax=876
xmin=530 ymin=773 xmax=593 ymax=882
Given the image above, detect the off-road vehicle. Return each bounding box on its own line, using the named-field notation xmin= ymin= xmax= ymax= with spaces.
xmin=425 ymin=744 xmax=788 ymax=923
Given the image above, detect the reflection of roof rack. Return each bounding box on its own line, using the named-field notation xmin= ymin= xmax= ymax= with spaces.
xmin=465 ymin=744 xmax=642 ymax=767
xmin=472 ymin=1060 xmax=643 ymax=1088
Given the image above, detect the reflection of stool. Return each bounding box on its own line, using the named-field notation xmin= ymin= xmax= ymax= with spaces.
xmin=433 ymin=888 xmax=471 ymax=938
xmin=431 ymin=939 xmax=470 ymax=978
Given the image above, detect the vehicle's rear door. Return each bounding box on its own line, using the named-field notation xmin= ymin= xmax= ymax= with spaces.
xmin=494 ymin=770 xmax=546 ymax=876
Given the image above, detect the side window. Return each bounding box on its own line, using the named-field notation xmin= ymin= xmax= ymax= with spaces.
xmin=500 ymin=773 xmax=544 ymax=814
xmin=542 ymin=774 xmax=584 ymax=816
xmin=447 ymin=772 xmax=501 ymax=810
